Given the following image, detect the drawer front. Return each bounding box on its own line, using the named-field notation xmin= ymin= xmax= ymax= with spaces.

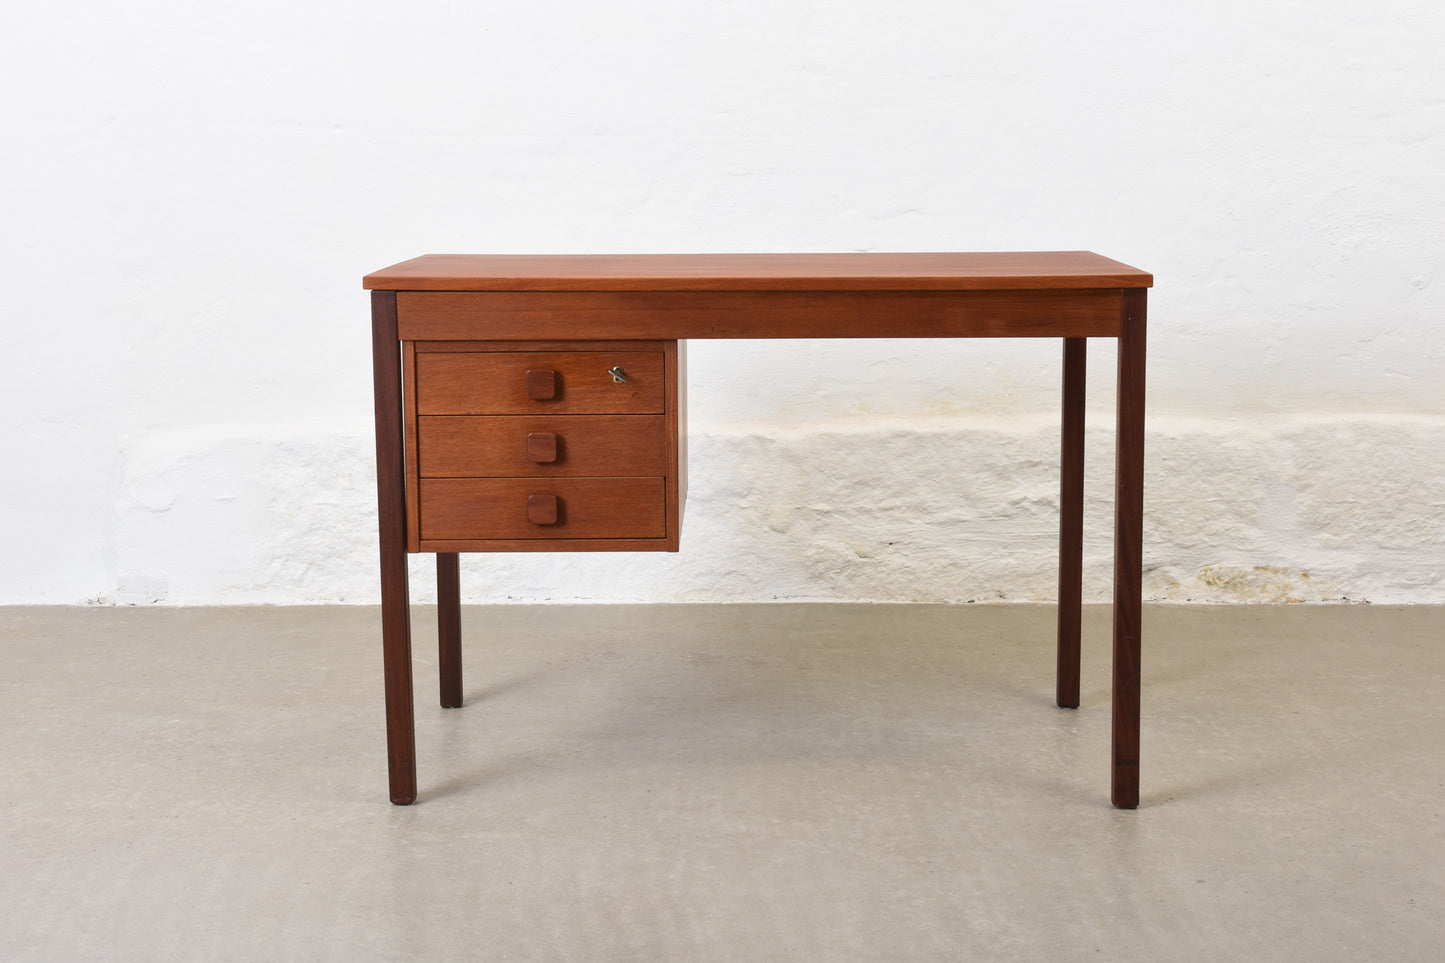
xmin=417 ymin=415 xmax=666 ymax=478
xmin=419 ymin=477 xmax=666 ymax=541
xmin=416 ymin=350 xmax=664 ymax=415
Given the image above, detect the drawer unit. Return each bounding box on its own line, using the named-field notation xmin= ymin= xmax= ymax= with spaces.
xmin=403 ymin=339 xmax=686 ymax=552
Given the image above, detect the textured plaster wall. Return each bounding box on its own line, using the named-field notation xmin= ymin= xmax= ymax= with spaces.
xmin=3 ymin=1 xmax=1443 ymax=604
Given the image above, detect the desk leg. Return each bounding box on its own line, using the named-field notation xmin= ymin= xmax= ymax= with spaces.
xmin=1057 ymin=338 xmax=1086 ymax=709
xmin=372 ymin=291 xmax=417 ymax=805
xmin=437 ymin=553 xmax=463 ymax=708
xmin=1112 ymin=290 xmax=1147 ymax=809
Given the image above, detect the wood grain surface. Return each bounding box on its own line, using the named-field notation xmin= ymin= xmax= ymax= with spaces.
xmin=365 ymin=252 xmax=1152 ymax=291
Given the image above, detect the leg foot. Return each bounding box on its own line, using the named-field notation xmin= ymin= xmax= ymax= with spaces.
xmin=374 ymin=291 xmax=417 ymax=805
xmin=1057 ymin=337 xmax=1085 ymax=709
xmin=1110 ymin=290 xmax=1146 ymax=810
xmin=438 ymin=553 xmax=463 ymax=708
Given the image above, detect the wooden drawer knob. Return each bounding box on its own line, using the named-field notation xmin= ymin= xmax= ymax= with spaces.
xmin=526 ymin=432 xmax=558 ymax=463
xmin=525 ymin=369 xmax=557 ymax=400
xmin=526 ymin=493 xmax=558 ymax=525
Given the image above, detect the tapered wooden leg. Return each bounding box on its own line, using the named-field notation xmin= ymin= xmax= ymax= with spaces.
xmin=1057 ymin=338 xmax=1086 ymax=709
xmin=437 ymin=553 xmax=463 ymax=708
xmin=1111 ymin=290 xmax=1147 ymax=809
xmin=372 ymin=291 xmax=417 ymax=805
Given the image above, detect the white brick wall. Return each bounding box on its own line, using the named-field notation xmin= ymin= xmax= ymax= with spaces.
xmin=104 ymin=414 xmax=1444 ymax=604
xmin=3 ymin=1 xmax=1442 ymax=603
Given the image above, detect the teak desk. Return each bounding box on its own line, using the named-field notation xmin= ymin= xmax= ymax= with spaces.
xmin=364 ymin=252 xmax=1152 ymax=808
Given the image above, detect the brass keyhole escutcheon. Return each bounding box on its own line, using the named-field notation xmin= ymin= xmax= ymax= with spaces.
xmin=607 ymin=366 xmax=627 ymax=383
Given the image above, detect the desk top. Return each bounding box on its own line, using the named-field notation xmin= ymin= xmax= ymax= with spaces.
xmin=364 ymin=252 xmax=1152 ymax=292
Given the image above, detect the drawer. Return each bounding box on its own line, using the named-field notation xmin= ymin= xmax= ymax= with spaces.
xmin=403 ymin=339 xmax=686 ymax=552
xmin=417 ymin=414 xmax=666 ymax=477
xmin=419 ymin=477 xmax=666 ymax=541
xmin=416 ymin=350 xmax=664 ymax=415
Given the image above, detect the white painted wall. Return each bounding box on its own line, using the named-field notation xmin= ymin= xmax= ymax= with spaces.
xmin=2 ymin=1 xmax=1442 ymax=604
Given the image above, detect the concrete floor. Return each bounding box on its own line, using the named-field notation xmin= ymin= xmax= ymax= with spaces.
xmin=1 ymin=604 xmax=1441 ymax=961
